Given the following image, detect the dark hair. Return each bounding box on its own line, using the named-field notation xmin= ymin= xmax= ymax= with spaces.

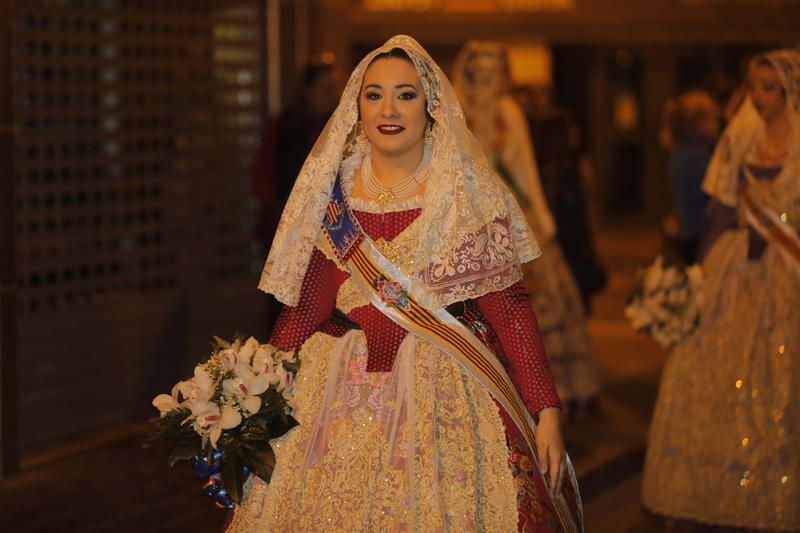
xmin=370 ymin=47 xmax=414 ymax=65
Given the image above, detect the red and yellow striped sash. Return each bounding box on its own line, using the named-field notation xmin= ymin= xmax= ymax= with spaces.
xmin=347 ymin=242 xmax=583 ymax=533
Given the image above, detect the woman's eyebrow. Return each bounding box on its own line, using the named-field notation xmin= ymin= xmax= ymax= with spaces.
xmin=395 ymin=84 xmax=417 ymax=90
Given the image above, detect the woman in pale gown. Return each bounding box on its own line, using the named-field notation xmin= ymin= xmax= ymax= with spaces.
xmin=226 ymin=36 xmax=583 ymax=532
xmin=452 ymin=41 xmax=599 ymax=411
xmin=642 ymin=49 xmax=800 ymax=531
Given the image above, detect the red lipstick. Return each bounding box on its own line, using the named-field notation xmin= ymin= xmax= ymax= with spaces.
xmin=377 ymin=125 xmax=405 ymax=135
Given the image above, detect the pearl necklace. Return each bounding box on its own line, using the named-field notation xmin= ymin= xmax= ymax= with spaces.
xmin=362 ymin=145 xmax=432 ymax=207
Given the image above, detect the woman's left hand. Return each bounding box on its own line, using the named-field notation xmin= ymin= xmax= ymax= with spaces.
xmin=534 ymin=407 xmax=566 ymax=498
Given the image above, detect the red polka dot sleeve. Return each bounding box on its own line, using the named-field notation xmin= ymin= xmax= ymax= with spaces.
xmin=269 ymin=247 xmax=337 ymax=351
xmin=476 ymin=282 xmax=562 ymax=417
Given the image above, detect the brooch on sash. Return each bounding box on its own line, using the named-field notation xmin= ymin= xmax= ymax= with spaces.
xmin=372 ymin=275 xmax=411 ymax=309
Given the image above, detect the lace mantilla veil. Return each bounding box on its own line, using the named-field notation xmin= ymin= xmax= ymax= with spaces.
xmin=259 ymin=35 xmax=541 ymax=310
xmin=702 ymin=49 xmax=800 ymax=207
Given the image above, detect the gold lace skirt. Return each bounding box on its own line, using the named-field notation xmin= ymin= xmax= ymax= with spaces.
xmin=642 ymin=230 xmax=800 ymax=530
xmin=226 ymin=330 xmax=520 ymax=532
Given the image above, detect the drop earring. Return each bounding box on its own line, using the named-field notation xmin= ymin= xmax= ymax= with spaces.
xmin=357 ymin=121 xmax=369 ymax=153
xmin=424 ymin=122 xmax=433 ymax=148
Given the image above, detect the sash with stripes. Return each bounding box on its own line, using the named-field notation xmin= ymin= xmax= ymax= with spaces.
xmin=741 ymin=169 xmax=800 ymax=274
xmin=322 ymin=173 xmax=583 ymax=532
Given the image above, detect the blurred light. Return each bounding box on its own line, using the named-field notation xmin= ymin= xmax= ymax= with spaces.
xmin=507 ymin=43 xmax=551 ymax=86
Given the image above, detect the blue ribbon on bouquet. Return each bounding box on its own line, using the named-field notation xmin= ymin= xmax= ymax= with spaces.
xmin=191 ymin=451 xmax=250 ymax=510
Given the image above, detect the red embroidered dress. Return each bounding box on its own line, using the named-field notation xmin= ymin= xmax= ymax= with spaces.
xmin=268 ymin=207 xmax=563 ymax=531
xmin=272 ymin=207 xmax=561 ymax=412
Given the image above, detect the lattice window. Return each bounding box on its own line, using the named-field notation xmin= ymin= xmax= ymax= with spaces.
xmin=13 ymin=0 xmax=263 ymax=316
xmin=11 ymin=0 xmax=267 ymax=452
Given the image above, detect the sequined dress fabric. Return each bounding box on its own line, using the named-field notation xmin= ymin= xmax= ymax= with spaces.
xmin=227 ymin=203 xmax=563 ymax=532
xmin=642 ymin=163 xmax=800 ymax=530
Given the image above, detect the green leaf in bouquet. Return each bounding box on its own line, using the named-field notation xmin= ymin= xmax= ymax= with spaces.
xmin=212 ymin=336 xmax=231 ymax=350
xmin=220 ymin=446 xmax=246 ymax=504
xmin=284 ymin=413 xmax=299 ymax=432
xmin=239 ymin=416 xmax=271 ymax=443
xmin=144 ymin=407 xmax=193 ymax=448
xmin=244 ymin=445 xmax=277 ymax=484
xmin=282 ymin=358 xmax=301 ymax=374
xmin=168 ymin=436 xmax=203 ymax=466
xmin=270 ymin=411 xmax=299 ymax=435
xmin=257 ymin=389 xmax=286 ymax=412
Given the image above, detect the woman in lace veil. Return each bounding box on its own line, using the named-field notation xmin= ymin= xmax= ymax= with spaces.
xmin=227 ymin=36 xmax=582 ymax=532
xmin=642 ymin=49 xmax=800 ymax=530
xmin=452 ymin=41 xmax=599 ymax=414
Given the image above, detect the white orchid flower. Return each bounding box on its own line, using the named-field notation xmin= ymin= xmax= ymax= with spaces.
xmin=217 ymin=348 xmax=238 ymax=371
xmin=625 ymin=304 xmax=652 ymax=330
xmin=666 ymin=289 xmax=683 ymax=306
xmin=661 ymin=266 xmax=679 ymax=288
xmin=222 ymin=365 xmax=269 ymax=415
xmin=209 ymin=405 xmax=243 ymax=448
xmin=252 ymin=346 xmax=276 ymax=377
xmin=686 ymin=264 xmax=703 ymax=285
xmin=643 ymin=265 xmax=663 ymax=293
xmin=152 ymin=382 xmax=182 ymax=417
xmin=192 ymin=365 xmax=216 ymax=399
xmin=238 ymin=337 xmax=259 ymax=366
xmin=275 ymin=364 xmax=294 ymax=392
xmin=176 ymin=379 xmax=201 ymax=403
xmin=190 ymin=401 xmax=219 ymax=433
xmin=190 ymin=399 xmax=218 ymax=418
xmin=279 ymin=348 xmax=297 ymax=363
xmin=189 ymin=400 xmax=243 ymax=449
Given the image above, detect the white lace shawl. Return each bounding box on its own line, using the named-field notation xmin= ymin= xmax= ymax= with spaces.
xmin=259 ymin=35 xmax=540 ymax=310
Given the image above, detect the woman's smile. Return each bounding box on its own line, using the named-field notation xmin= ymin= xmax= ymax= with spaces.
xmin=377 ymin=124 xmax=405 ymax=135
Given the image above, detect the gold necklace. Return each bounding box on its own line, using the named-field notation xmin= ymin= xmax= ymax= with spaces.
xmin=362 ymin=146 xmax=432 ymax=208
xmin=361 ymin=143 xmax=432 ymax=264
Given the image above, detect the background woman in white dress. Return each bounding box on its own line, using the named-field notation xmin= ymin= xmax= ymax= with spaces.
xmin=642 ymin=49 xmax=800 ymax=531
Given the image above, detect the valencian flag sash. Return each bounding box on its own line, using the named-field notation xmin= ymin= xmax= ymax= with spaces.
xmin=321 ymin=173 xmax=584 ymax=533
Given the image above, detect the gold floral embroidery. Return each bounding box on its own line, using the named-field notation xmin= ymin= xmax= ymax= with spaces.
xmin=335 ymin=277 xmax=369 ymax=313
xmin=227 ymin=331 xmax=520 ymax=532
xmin=315 ymin=232 xmax=348 ymax=272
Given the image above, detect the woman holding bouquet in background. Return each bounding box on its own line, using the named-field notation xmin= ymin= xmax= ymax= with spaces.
xmin=452 ymin=41 xmax=599 ymax=416
xmin=642 ymin=49 xmax=800 ymax=530
xmin=226 ymin=36 xmax=582 ymax=532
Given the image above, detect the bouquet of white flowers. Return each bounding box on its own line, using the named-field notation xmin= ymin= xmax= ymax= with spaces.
xmin=147 ymin=336 xmax=299 ymax=505
xmin=624 ymin=256 xmax=704 ymax=349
